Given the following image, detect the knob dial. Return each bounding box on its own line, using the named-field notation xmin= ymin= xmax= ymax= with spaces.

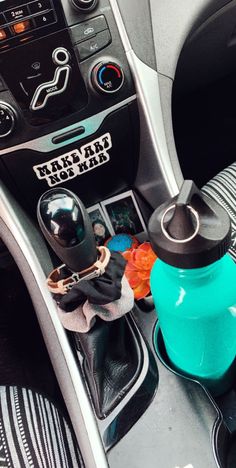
xmin=0 ymin=102 xmax=16 ymax=138
xmin=71 ymin=0 xmax=98 ymax=11
xmin=92 ymin=62 xmax=124 ymax=95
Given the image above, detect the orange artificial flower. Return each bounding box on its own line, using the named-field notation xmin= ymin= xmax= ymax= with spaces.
xmin=122 ymin=242 xmax=157 ymax=300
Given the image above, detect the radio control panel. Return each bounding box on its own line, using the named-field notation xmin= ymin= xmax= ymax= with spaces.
xmin=0 ymin=0 xmax=65 ymax=51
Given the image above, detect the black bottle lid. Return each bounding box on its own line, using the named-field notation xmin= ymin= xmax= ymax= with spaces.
xmin=148 ymin=180 xmax=231 ymax=269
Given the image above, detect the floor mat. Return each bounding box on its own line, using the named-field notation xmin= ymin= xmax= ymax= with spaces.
xmin=0 ymin=260 xmax=59 ymax=399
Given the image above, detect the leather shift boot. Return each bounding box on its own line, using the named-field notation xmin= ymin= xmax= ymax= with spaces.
xmin=73 ymin=315 xmax=142 ymax=418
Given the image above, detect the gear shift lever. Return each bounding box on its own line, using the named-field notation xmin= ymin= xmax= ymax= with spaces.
xmin=37 ymin=187 xmax=142 ymax=420
xmin=37 ymin=188 xmax=97 ymax=272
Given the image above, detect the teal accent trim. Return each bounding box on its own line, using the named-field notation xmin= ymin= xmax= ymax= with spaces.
xmin=0 ymin=95 xmax=137 ymax=155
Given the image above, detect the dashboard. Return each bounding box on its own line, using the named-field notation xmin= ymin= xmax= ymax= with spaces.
xmin=0 ymin=0 xmax=231 ymax=217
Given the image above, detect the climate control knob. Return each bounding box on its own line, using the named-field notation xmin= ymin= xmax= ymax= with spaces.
xmin=71 ymin=0 xmax=98 ymax=11
xmin=0 ymin=102 xmax=16 ymax=138
xmin=91 ymin=62 xmax=124 ymax=95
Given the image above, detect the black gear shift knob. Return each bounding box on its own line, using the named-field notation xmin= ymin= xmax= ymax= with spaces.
xmin=37 ymin=188 xmax=97 ymax=272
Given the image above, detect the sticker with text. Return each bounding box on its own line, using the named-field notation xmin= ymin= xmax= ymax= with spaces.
xmin=33 ymin=132 xmax=112 ymax=187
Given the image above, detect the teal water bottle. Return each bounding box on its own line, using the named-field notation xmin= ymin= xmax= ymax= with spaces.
xmin=148 ymin=180 xmax=236 ymax=396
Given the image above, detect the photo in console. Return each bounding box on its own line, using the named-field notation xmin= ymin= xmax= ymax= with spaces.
xmin=101 ymin=191 xmax=146 ymax=236
xmin=87 ymin=204 xmax=114 ymax=246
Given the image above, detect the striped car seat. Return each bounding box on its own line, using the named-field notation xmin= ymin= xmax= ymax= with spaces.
xmin=0 ymin=386 xmax=82 ymax=468
xmin=202 ymin=162 xmax=236 ymax=262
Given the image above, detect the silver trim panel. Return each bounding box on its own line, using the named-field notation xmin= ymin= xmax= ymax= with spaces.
xmin=0 ymin=95 xmax=136 ymax=155
xmin=30 ymin=65 xmax=71 ymax=111
xmin=110 ymin=0 xmax=182 ymax=198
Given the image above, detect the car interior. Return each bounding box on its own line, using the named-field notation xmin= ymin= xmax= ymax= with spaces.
xmin=1 ymin=0 xmax=236 ymax=467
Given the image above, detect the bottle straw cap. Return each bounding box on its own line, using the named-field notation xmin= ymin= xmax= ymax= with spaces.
xmin=148 ymin=180 xmax=231 ymax=268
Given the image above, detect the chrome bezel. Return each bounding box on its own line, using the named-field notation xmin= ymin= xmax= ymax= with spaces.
xmin=52 ymin=47 xmax=70 ymax=66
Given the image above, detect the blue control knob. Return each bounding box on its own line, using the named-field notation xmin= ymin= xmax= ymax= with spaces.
xmin=92 ymin=61 xmax=124 ymax=94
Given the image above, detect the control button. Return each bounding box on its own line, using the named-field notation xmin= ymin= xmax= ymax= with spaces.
xmin=4 ymin=5 xmax=29 ymax=23
xmin=0 ymin=14 xmax=5 ymax=26
xmin=92 ymin=61 xmax=124 ymax=94
xmin=76 ymin=29 xmax=111 ymax=61
xmin=0 ymin=102 xmax=16 ymax=138
xmin=12 ymin=19 xmax=32 ymax=35
xmin=70 ymin=15 xmax=107 ymax=44
xmin=34 ymin=10 xmax=55 ymax=28
xmin=0 ymin=28 xmax=10 ymax=41
xmin=29 ymin=0 xmax=52 ymax=15
xmin=52 ymin=47 xmax=70 ymax=66
xmin=30 ymin=65 xmax=71 ymax=111
xmin=71 ymin=0 xmax=98 ymax=11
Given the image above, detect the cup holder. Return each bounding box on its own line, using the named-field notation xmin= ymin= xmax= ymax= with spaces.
xmin=153 ymin=322 xmax=236 ymax=397
xmin=215 ymin=428 xmax=236 ymax=468
xmin=154 ymin=322 xmax=236 ymax=468
xmin=153 ymin=322 xmax=203 ymax=386
xmin=227 ymin=433 xmax=236 ymax=467
xmin=153 ymin=322 xmax=175 ymax=371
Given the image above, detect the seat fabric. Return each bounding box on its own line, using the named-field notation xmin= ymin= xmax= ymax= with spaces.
xmin=202 ymin=161 xmax=236 ymax=261
xmin=0 ymin=386 xmax=82 ymax=468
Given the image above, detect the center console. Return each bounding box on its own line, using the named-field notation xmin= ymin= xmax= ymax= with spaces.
xmin=1 ymin=1 xmax=227 ymax=468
